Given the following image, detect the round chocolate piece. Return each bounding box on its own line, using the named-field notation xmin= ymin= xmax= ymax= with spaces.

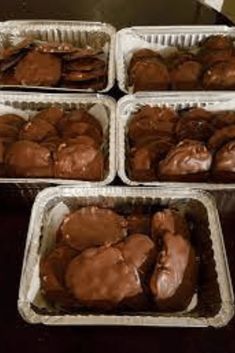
xmin=117 ymin=233 xmax=156 ymax=276
xmin=65 ymin=246 xmax=142 ymax=309
xmin=5 ymin=140 xmax=53 ymax=177
xmin=128 ymin=106 xmax=178 ymax=144
xmin=54 ymin=143 xmax=104 ymax=181
xmin=15 ymin=51 xmax=62 ymax=86
xmin=198 ymin=48 xmax=232 ymax=68
xmin=60 ymin=206 xmax=127 ymax=251
xmin=170 ymin=60 xmax=202 ymax=90
xmin=202 ymin=59 xmax=235 ymax=90
xmin=132 ymin=59 xmax=170 ymax=92
xmin=34 ymin=107 xmax=64 ymax=126
xmin=40 ymin=244 xmax=77 ymax=306
xmin=150 ymin=231 xmax=197 ymax=311
xmin=200 ymin=35 xmax=233 ymax=50
xmin=158 ymin=140 xmax=212 ymax=181
xmin=151 ymin=209 xmax=190 ymax=241
xmin=19 ymin=118 xmax=57 ymax=142
xmin=208 ymin=124 xmax=235 ymax=150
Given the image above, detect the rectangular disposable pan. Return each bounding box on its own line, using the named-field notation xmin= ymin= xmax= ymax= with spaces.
xmin=116 ymin=25 xmax=235 ymax=93
xmin=117 ymin=92 xmax=235 ymax=190
xmin=18 ymin=186 xmax=234 ymax=327
xmin=0 ymin=20 xmax=115 ymax=92
xmin=0 ymin=91 xmax=116 ymax=190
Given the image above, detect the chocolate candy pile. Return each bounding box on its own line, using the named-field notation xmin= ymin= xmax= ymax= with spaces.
xmin=128 ymin=35 xmax=235 ymax=92
xmin=128 ymin=106 xmax=235 ymax=182
xmin=0 ymin=38 xmax=107 ymax=90
xmin=0 ymin=107 xmax=105 ymax=180
xmin=40 ymin=206 xmax=197 ymax=312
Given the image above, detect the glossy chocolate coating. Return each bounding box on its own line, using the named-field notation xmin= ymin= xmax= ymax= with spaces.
xmin=54 ymin=142 xmax=104 ymax=180
xmin=60 ymin=206 xmax=127 ymax=251
xmin=15 ymin=51 xmax=62 ymax=86
xmin=33 ymin=107 xmax=64 ymax=126
xmin=176 ymin=110 xmax=214 ymax=142
xmin=150 ymin=231 xmax=197 ymax=311
xmin=208 ymin=125 xmax=235 ymax=150
xmin=5 ymin=140 xmax=53 ymax=177
xmin=128 ymin=106 xmax=178 ymax=144
xmin=117 ymin=233 xmax=157 ymax=276
xmin=170 ymin=60 xmax=202 ymax=90
xmin=40 ymin=244 xmax=77 ymax=305
xmin=65 ymin=246 xmax=142 ymax=309
xmin=132 ymin=59 xmax=170 ymax=92
xmin=152 ymin=209 xmax=190 ymax=241
xmin=202 ymin=59 xmax=235 ymax=90
xmin=0 ymin=114 xmax=25 ymax=128
xmin=201 ymin=35 xmax=233 ymax=50
xmin=127 ymin=213 xmax=151 ymax=235
xmin=158 ymin=139 xmax=212 ymax=178
xmin=129 ymin=138 xmax=173 ymax=181
xmin=19 ymin=119 xmax=57 ymax=142
xmin=213 ymin=139 xmax=235 ymax=175
xmin=198 ymin=48 xmax=233 ymax=68
xmin=213 ymin=111 xmax=235 ymax=129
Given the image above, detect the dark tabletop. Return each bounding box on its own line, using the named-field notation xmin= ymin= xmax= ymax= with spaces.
xmin=0 ymin=1 xmax=235 ymax=352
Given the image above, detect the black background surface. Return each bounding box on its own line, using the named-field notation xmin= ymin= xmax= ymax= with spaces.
xmin=0 ymin=1 xmax=235 ymax=352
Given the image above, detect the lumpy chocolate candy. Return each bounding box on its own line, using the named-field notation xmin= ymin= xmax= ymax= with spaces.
xmin=150 ymin=231 xmax=197 ymax=311
xmin=176 ymin=109 xmax=214 ymax=141
xmin=129 ymin=138 xmax=173 ymax=181
xmin=152 ymin=209 xmax=190 ymax=241
xmin=40 ymin=244 xmax=77 ymax=306
xmin=65 ymin=246 xmax=143 ymax=310
xmin=5 ymin=140 xmax=53 ymax=177
xmin=128 ymin=106 xmax=178 ymax=144
xmin=202 ymin=59 xmax=235 ymax=90
xmin=19 ymin=118 xmax=57 ymax=142
xmin=208 ymin=125 xmax=235 ymax=150
xmin=170 ymin=60 xmax=202 ymax=90
xmin=132 ymin=59 xmax=170 ymax=92
xmin=213 ymin=140 xmax=235 ymax=181
xmin=15 ymin=51 xmax=62 ymax=86
xmin=200 ymin=35 xmax=233 ymax=50
xmin=117 ymin=234 xmax=156 ymax=276
xmin=59 ymin=206 xmax=127 ymax=251
xmin=54 ymin=142 xmax=104 ymax=180
xmin=158 ymin=139 xmax=212 ymax=181
xmin=33 ymin=107 xmax=64 ymax=126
